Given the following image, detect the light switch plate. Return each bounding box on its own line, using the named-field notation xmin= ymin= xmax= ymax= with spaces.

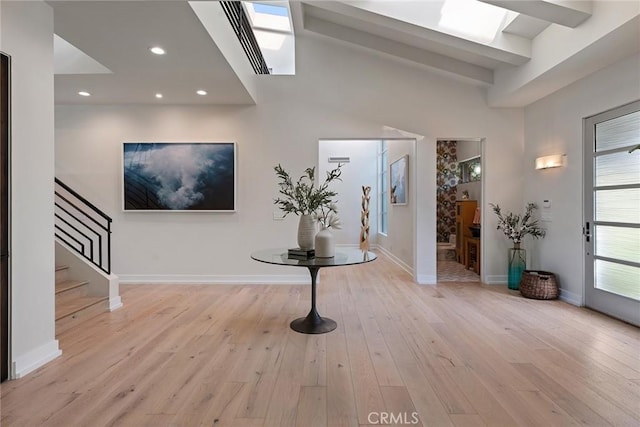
xmin=543 ymin=199 xmax=551 ymax=208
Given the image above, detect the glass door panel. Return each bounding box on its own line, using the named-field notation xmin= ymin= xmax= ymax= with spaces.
xmin=595 ymin=260 xmax=640 ymax=300
xmin=595 ymin=110 xmax=640 ymax=152
xmin=595 ymin=150 xmax=640 ymax=186
xmin=595 ymin=226 xmax=640 ymax=264
xmin=594 ymin=188 xmax=640 ymax=223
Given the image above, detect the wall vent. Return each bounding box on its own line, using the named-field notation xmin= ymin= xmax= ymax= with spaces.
xmin=328 ymin=156 xmax=350 ymax=163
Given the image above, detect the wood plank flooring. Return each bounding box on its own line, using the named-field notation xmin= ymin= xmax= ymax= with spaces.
xmin=1 ymin=252 xmax=639 ymax=426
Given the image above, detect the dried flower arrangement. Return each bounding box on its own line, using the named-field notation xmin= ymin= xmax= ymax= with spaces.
xmin=490 ymin=202 xmax=546 ymax=245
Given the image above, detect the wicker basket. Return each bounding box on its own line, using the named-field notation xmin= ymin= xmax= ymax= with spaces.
xmin=519 ymin=270 xmax=559 ymax=300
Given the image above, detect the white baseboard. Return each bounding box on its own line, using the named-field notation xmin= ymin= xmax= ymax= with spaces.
xmin=109 ymin=296 xmax=123 ymax=311
xmin=12 ymin=339 xmax=62 ymax=379
xmin=376 ymin=246 xmax=414 ymax=276
xmin=119 ymin=247 xmax=379 ymax=286
xmin=416 ymin=274 xmax=437 ymax=285
xmin=485 ymin=275 xmax=507 ymax=285
xmin=118 ymin=274 xmax=309 ymax=285
xmin=559 ymin=288 xmax=582 ymax=306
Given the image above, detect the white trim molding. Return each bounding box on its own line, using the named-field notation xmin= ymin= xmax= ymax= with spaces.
xmin=12 ymin=340 xmax=62 ymax=379
xmin=118 ymin=274 xmax=309 ymax=285
xmin=416 ymin=274 xmax=437 ymax=285
xmin=559 ymin=288 xmax=581 ymax=306
xmin=484 ymin=275 xmax=507 ymax=285
xmin=109 ymin=296 xmax=123 ymax=311
xmin=375 ymin=246 xmax=414 ymax=276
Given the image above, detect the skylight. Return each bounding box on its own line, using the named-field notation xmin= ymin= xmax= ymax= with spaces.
xmin=245 ymin=2 xmax=292 ymax=33
xmin=254 ymin=3 xmax=288 ymax=17
xmin=439 ymin=0 xmax=507 ymax=43
xmin=240 ymin=1 xmax=295 ymax=74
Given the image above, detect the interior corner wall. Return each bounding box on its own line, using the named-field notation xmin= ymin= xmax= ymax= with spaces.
xmin=1 ymin=1 xmax=59 ymax=377
xmin=524 ymin=53 xmax=640 ymax=305
xmin=377 ymin=139 xmax=415 ymax=270
xmin=55 ymin=34 xmax=524 ymax=284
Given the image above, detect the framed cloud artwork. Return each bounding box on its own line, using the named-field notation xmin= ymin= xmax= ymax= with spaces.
xmin=390 ymin=155 xmax=408 ymax=205
xmin=122 ymin=142 xmax=236 ymax=212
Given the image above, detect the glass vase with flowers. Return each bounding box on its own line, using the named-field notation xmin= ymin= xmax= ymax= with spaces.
xmin=490 ymin=203 xmax=546 ymax=289
xmin=274 ymin=163 xmax=343 ymax=251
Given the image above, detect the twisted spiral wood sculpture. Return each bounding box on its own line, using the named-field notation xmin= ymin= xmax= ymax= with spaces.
xmin=360 ymin=185 xmax=371 ymax=251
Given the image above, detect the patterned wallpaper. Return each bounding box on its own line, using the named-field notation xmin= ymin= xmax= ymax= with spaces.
xmin=437 ymin=141 xmax=458 ymax=242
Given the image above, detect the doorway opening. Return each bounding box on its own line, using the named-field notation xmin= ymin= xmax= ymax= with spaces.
xmin=436 ymin=139 xmax=483 ymax=282
xmin=318 ymin=138 xmax=417 ymax=275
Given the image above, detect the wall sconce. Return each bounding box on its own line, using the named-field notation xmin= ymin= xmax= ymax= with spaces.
xmin=535 ymin=154 xmax=565 ymax=170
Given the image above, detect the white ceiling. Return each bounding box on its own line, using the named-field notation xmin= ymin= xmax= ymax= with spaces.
xmin=51 ymin=1 xmax=255 ymax=105
xmin=50 ymin=0 xmax=640 ymax=107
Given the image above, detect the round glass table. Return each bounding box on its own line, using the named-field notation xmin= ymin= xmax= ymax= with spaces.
xmin=251 ymin=248 xmax=377 ymax=334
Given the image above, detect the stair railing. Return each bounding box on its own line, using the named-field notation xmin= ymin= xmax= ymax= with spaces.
xmin=220 ymin=1 xmax=271 ymax=75
xmin=54 ymin=178 xmax=112 ymax=274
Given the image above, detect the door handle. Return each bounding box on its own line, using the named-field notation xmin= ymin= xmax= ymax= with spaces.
xmin=583 ymin=222 xmax=591 ymax=243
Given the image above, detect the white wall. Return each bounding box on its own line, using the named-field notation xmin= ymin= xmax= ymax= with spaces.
xmin=377 ymin=139 xmax=415 ymax=270
xmin=524 ymin=53 xmax=640 ymax=305
xmin=55 ymin=34 xmax=524 ymax=284
xmin=317 ymin=139 xmax=378 ymax=247
xmin=1 ymin=1 xmax=60 ymax=377
xmin=456 ymin=139 xmax=481 ymax=162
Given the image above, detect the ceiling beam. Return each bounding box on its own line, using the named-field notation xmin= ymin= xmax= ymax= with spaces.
xmin=502 ymin=12 xmax=551 ymax=39
xmin=305 ymin=15 xmax=494 ymax=84
xmin=302 ymin=1 xmax=530 ymax=67
xmin=481 ymin=0 xmax=592 ymax=28
xmin=488 ymin=5 xmax=639 ymax=107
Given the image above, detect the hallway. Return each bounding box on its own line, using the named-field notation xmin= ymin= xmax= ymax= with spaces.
xmin=437 ymin=260 xmax=480 ymax=282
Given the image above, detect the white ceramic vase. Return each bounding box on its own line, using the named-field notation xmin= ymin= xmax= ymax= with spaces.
xmin=315 ymin=227 xmax=335 ymax=258
xmin=297 ymin=214 xmax=316 ymax=250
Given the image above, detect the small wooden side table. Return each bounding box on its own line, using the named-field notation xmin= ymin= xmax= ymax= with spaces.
xmin=465 ymin=237 xmax=480 ymax=275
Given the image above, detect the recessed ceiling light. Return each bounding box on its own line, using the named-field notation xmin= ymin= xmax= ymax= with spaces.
xmin=196 ymin=90 xmax=207 ymax=96
xmin=149 ymin=46 xmax=166 ymax=55
xmin=78 ymin=91 xmax=91 ymax=97
xmin=155 ymin=93 xmax=163 ymax=99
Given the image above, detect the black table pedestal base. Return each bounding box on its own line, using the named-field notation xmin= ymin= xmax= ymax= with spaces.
xmin=289 ymin=266 xmax=336 ymax=334
xmin=251 ymin=249 xmax=377 ymax=335
xmin=290 ymin=309 xmax=337 ymax=334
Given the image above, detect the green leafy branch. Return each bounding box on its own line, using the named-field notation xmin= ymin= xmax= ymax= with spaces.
xmin=274 ymin=163 xmax=343 ymax=217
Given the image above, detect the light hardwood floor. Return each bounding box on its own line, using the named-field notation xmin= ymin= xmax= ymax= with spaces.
xmin=1 ymin=252 xmax=639 ymax=426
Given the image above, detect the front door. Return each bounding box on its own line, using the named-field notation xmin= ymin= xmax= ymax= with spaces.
xmin=583 ymin=100 xmax=640 ymax=326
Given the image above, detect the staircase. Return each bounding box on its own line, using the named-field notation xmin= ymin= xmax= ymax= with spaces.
xmin=54 ymin=177 xmax=120 ymax=334
xmin=55 ymin=264 xmax=109 ymax=334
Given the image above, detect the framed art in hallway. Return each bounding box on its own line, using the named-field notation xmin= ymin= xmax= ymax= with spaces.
xmin=122 ymin=142 xmax=236 ymax=212
xmin=390 ymin=155 xmax=408 ymax=205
